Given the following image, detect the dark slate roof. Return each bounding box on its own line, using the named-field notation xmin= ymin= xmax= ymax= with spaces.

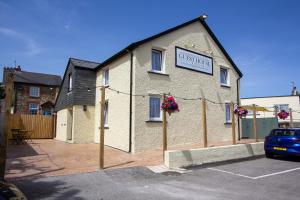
xmin=69 ymin=58 xmax=100 ymax=69
xmin=13 ymin=71 xmax=62 ymax=86
xmin=95 ymin=15 xmax=243 ymax=77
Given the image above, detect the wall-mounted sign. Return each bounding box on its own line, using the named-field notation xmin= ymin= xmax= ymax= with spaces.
xmin=175 ymin=47 xmax=213 ymax=75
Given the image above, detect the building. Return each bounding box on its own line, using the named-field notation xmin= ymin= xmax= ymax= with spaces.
xmin=55 ymin=15 xmax=243 ymax=153
xmin=55 ymin=58 xmax=100 ymax=143
xmin=241 ymin=93 xmax=300 ymax=127
xmin=2 ymin=66 xmax=62 ymax=115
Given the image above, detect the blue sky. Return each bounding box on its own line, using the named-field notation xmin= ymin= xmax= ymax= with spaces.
xmin=0 ymin=0 xmax=299 ymax=98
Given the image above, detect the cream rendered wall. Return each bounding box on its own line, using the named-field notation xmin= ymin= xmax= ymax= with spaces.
xmin=55 ymin=108 xmax=68 ymax=141
xmin=241 ymin=96 xmax=300 ymax=123
xmin=94 ymin=55 xmax=131 ymax=151
xmin=72 ymin=105 xmax=95 ymax=143
xmin=133 ymin=22 xmax=240 ymax=153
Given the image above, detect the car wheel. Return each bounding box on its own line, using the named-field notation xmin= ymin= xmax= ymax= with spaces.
xmin=265 ymin=152 xmax=274 ymax=158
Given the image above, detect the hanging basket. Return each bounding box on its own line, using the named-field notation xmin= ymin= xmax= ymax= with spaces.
xmin=234 ymin=107 xmax=248 ymax=118
xmin=161 ymin=95 xmax=179 ymax=116
xmin=277 ymin=110 xmax=289 ymax=120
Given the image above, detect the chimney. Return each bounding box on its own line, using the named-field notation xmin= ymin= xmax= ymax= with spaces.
xmin=14 ymin=65 xmax=21 ymax=71
xmin=292 ymin=86 xmax=299 ymax=96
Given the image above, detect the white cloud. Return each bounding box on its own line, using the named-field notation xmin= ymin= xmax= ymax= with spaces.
xmin=0 ymin=27 xmax=43 ymax=56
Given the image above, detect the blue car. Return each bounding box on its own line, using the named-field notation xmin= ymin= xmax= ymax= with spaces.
xmin=264 ymin=128 xmax=300 ymax=158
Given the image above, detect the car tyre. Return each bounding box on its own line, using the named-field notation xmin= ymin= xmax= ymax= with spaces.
xmin=265 ymin=152 xmax=274 ymax=158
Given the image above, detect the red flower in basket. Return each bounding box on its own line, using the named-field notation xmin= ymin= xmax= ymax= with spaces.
xmin=277 ymin=110 xmax=289 ymax=120
xmin=234 ymin=107 xmax=248 ymax=118
xmin=161 ymin=95 xmax=179 ymax=115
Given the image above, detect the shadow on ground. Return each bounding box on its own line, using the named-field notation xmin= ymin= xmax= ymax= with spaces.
xmin=13 ymin=177 xmax=84 ymax=200
xmin=7 ymin=141 xmax=40 ymax=159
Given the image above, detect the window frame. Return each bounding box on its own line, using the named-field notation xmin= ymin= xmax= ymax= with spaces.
xmin=149 ymin=96 xmax=162 ymax=121
xmin=225 ymin=103 xmax=231 ymax=123
xmin=220 ymin=67 xmax=230 ymax=87
xmin=29 ymin=86 xmax=40 ymax=97
xmin=68 ymin=73 xmax=72 ymax=93
xmin=151 ymin=49 xmax=164 ymax=73
xmin=104 ymin=101 xmax=109 ymax=127
xmin=29 ymin=103 xmax=39 ymax=115
xmin=103 ymin=69 xmax=109 ymax=87
xmin=276 ymin=104 xmax=289 ymax=112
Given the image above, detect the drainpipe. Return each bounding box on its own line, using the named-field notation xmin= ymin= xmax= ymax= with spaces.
xmin=237 ymin=77 xmax=241 ymax=140
xmin=128 ymin=50 xmax=133 ymax=153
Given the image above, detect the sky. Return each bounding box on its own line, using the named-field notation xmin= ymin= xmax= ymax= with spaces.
xmin=0 ymin=0 xmax=299 ymax=98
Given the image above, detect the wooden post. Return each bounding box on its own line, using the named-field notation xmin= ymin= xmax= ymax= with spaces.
xmin=231 ymin=102 xmax=236 ymax=145
xmin=289 ymin=108 xmax=293 ymax=128
xmin=99 ymin=86 xmax=106 ymax=170
xmin=252 ymin=104 xmax=258 ymax=142
xmin=202 ymin=98 xmax=208 ymax=148
xmin=0 ymin=72 xmax=13 ymax=180
xmin=162 ymin=94 xmax=167 ymax=160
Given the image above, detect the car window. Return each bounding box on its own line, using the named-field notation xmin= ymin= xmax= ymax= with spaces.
xmin=271 ymin=130 xmax=296 ymax=136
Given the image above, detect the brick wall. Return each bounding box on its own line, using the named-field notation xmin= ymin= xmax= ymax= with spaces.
xmin=14 ymin=83 xmax=59 ymax=114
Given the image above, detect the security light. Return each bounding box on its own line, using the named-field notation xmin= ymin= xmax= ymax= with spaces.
xmin=200 ymin=14 xmax=208 ymax=20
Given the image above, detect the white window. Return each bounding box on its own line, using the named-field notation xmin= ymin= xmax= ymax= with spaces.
xmin=29 ymin=103 xmax=39 ymax=115
xmin=29 ymin=87 xmax=40 ymax=97
xmin=68 ymin=74 xmax=72 ymax=92
xmin=149 ymin=96 xmax=161 ymax=120
xmin=151 ymin=49 xmax=163 ymax=72
xmin=104 ymin=101 xmax=108 ymax=127
xmin=103 ymin=69 xmax=109 ymax=86
xmin=225 ymin=103 xmax=231 ymax=123
xmin=220 ymin=67 xmax=230 ymax=86
xmin=275 ymin=104 xmax=289 ymax=112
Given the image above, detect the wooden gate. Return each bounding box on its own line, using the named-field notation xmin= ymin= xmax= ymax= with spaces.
xmin=8 ymin=114 xmax=55 ymax=139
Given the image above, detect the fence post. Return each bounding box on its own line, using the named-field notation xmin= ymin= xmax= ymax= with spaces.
xmin=162 ymin=94 xmax=167 ymax=160
xmin=0 ymin=72 xmax=13 ymax=180
xmin=252 ymin=104 xmax=258 ymax=142
xmin=99 ymin=86 xmax=106 ymax=170
xmin=202 ymin=98 xmax=208 ymax=148
xmin=289 ymin=108 xmax=293 ymax=128
xmin=231 ymin=102 xmax=236 ymax=145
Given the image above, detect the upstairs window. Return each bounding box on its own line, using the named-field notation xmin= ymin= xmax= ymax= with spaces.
xmin=220 ymin=67 xmax=230 ymax=86
xmin=225 ymin=103 xmax=231 ymax=123
xmin=149 ymin=96 xmax=161 ymax=120
xmin=103 ymin=69 xmax=109 ymax=86
xmin=29 ymin=87 xmax=40 ymax=97
xmin=29 ymin=103 xmax=39 ymax=115
xmin=151 ymin=49 xmax=163 ymax=72
xmin=275 ymin=104 xmax=289 ymax=112
xmin=68 ymin=74 xmax=72 ymax=92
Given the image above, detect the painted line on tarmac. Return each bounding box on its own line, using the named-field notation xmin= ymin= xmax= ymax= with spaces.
xmin=252 ymin=167 xmax=300 ymax=179
xmin=207 ymin=168 xmax=255 ymax=179
xmin=208 ymin=167 xmax=300 ymax=180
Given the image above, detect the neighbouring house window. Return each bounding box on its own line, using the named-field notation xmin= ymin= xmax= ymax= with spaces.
xmin=103 ymin=69 xmax=109 ymax=86
xmin=29 ymin=87 xmax=40 ymax=97
xmin=275 ymin=104 xmax=289 ymax=112
xmin=225 ymin=103 xmax=231 ymax=123
xmin=220 ymin=67 xmax=230 ymax=86
xmin=149 ymin=96 xmax=161 ymax=120
xmin=151 ymin=49 xmax=163 ymax=72
xmin=68 ymin=74 xmax=72 ymax=92
xmin=104 ymin=101 xmax=108 ymax=127
xmin=29 ymin=103 xmax=39 ymax=115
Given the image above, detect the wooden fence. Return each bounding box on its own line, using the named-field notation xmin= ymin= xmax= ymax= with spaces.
xmin=7 ymin=114 xmax=55 ymax=139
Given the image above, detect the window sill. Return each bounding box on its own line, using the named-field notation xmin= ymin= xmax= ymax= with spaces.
xmin=103 ymin=85 xmax=109 ymax=88
xmin=224 ymin=122 xmax=232 ymax=125
xmin=98 ymin=126 xmax=109 ymax=129
xmin=148 ymin=71 xmax=169 ymax=76
xmin=146 ymin=120 xmax=163 ymax=123
xmin=221 ymin=84 xmax=231 ymax=88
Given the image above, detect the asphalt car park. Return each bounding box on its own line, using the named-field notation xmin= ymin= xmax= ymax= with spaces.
xmin=12 ymin=156 xmax=300 ymax=200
